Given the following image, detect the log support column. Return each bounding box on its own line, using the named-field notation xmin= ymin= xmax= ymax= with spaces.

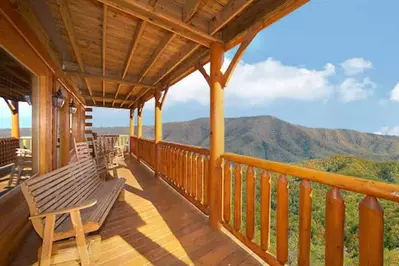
xmin=136 ymin=101 xmax=143 ymax=161
xmin=129 ymin=108 xmax=135 ymax=137
xmin=154 ymin=91 xmax=162 ymax=177
xmin=209 ymin=42 xmax=225 ymax=230
xmin=10 ymin=100 xmax=20 ymax=139
xmin=60 ymin=91 xmax=70 ymax=166
xmin=32 ymin=74 xmax=53 ymax=175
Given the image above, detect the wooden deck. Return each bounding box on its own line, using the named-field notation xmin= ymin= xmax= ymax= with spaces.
xmin=11 ymin=156 xmax=263 ymax=266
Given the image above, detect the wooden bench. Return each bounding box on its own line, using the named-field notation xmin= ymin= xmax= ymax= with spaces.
xmin=21 ymin=158 xmax=126 ymax=266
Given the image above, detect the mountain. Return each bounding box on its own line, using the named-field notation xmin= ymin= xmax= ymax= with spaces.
xmin=3 ymin=115 xmax=399 ymax=162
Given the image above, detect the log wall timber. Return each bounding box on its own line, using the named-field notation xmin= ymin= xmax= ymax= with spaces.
xmin=0 ymin=0 xmax=84 ymax=105
xmin=60 ymin=89 xmax=70 ymax=166
xmin=0 ymin=186 xmax=32 ymax=266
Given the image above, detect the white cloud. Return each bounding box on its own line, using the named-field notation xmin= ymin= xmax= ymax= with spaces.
xmin=374 ymin=126 xmax=399 ymax=136
xmin=165 ymin=57 xmax=336 ymax=107
xmin=389 ymin=83 xmax=399 ymax=102
xmin=337 ymin=77 xmax=375 ymax=103
xmin=341 ymin=57 xmax=372 ymax=76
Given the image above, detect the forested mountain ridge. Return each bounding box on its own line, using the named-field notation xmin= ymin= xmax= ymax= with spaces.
xmin=89 ymin=115 xmax=399 ymax=162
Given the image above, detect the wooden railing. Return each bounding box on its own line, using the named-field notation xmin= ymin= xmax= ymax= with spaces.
xmin=0 ymin=138 xmax=19 ymax=167
xmin=130 ymin=136 xmax=137 ymax=155
xmin=19 ymin=136 xmax=32 ymax=151
xmin=220 ymin=152 xmax=399 ymax=265
xmin=158 ymin=141 xmax=210 ymax=214
xmin=137 ymin=138 xmax=156 ymax=169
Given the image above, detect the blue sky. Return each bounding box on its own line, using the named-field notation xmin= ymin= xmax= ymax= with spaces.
xmin=2 ymin=0 xmax=399 ymax=135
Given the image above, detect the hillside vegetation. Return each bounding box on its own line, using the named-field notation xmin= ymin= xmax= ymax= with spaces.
xmin=89 ymin=115 xmax=399 ymax=162
xmin=242 ymin=155 xmax=399 ymax=265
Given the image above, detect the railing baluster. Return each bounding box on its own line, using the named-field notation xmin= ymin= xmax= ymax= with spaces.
xmin=359 ymin=196 xmax=384 ymax=265
xmin=197 ymin=155 xmax=203 ymax=203
xmin=276 ymin=174 xmax=289 ymax=265
xmin=204 ymin=156 xmax=209 ymax=208
xmin=223 ymin=160 xmax=232 ymax=223
xmin=234 ymin=164 xmax=242 ymax=232
xmin=246 ymin=166 xmax=255 ymax=241
xmin=299 ymin=180 xmax=312 ymax=266
xmin=192 ymin=154 xmax=197 ymax=199
xmin=183 ymin=151 xmax=187 ymax=192
xmin=187 ymin=152 xmax=192 ymax=195
xmin=260 ymin=170 xmax=271 ymax=251
xmin=325 ymin=188 xmax=345 ymax=266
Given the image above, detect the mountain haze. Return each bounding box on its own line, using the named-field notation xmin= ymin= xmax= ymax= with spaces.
xmin=102 ymin=116 xmax=399 ymax=162
xmin=3 ymin=116 xmax=399 ymax=162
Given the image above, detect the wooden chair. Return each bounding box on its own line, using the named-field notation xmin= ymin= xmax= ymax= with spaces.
xmin=21 ymin=158 xmax=126 ymax=266
xmin=74 ymin=141 xmax=92 ymax=161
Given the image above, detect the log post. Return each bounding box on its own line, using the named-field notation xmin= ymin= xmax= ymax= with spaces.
xmin=60 ymin=92 xmax=70 ymax=166
xmin=129 ymin=108 xmax=134 ymax=137
xmin=325 ymin=188 xmax=345 ymax=265
xmin=137 ymin=101 xmax=143 ymax=161
xmin=10 ymin=100 xmax=20 ymax=139
xmin=209 ymin=41 xmax=224 ymax=230
xmin=154 ymin=91 xmax=162 ymax=177
xmin=359 ymin=196 xmax=384 ymax=265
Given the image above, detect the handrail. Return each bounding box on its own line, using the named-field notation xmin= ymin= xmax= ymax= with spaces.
xmin=140 ymin=137 xmax=155 ymax=143
xmin=222 ymin=152 xmax=399 ymax=203
xmin=220 ymin=152 xmax=398 ymax=265
xmin=159 ymin=140 xmax=210 ymax=155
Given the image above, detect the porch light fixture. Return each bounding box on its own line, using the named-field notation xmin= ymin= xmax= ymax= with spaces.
xmin=52 ymin=88 xmax=65 ymax=108
xmin=69 ymin=99 xmax=77 ymax=114
xmin=24 ymin=94 xmax=32 ymax=105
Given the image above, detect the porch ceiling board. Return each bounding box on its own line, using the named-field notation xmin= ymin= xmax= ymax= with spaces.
xmin=39 ymin=0 xmax=308 ymax=108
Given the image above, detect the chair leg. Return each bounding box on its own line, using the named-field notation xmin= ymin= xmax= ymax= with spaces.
xmin=70 ymin=210 xmax=91 ymax=266
xmin=119 ymin=189 xmax=125 ymax=201
xmin=40 ymin=215 xmax=56 ymax=266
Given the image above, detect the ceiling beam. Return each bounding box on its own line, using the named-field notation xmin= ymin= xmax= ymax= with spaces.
xmin=160 ymin=0 xmax=308 ymax=87
xmin=112 ymin=20 xmax=146 ymax=106
xmin=63 ymin=71 xmax=159 ymax=89
xmin=102 ymin=4 xmax=108 ymax=106
xmin=58 ymin=0 xmax=96 ymax=104
xmin=223 ymin=0 xmax=309 ymax=50
xmin=97 ymin=0 xmax=221 ymax=47
xmin=183 ymin=0 xmax=201 ymax=23
xmin=138 ymin=32 xmax=175 ymax=84
xmin=0 ymin=66 xmax=30 ymax=84
xmin=81 ymin=93 xmax=136 ymax=104
xmin=151 ymin=0 xmax=257 ymax=86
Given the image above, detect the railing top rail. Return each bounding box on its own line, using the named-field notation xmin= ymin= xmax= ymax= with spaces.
xmin=159 ymin=140 xmax=210 ymax=155
xmin=222 ymin=152 xmax=399 ymax=203
xmin=139 ymin=137 xmax=155 ymax=143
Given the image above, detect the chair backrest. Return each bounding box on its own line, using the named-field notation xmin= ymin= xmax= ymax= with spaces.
xmin=20 ymin=158 xmax=101 ymax=237
xmin=74 ymin=141 xmax=92 ymax=161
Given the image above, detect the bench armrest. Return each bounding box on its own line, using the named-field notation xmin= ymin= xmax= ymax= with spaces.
xmin=30 ymin=199 xmax=97 ymax=219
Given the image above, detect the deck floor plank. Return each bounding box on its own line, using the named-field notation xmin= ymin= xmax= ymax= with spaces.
xmin=11 ymin=156 xmax=263 ymax=266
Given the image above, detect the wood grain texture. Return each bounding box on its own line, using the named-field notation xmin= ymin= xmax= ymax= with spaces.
xmin=11 ymin=157 xmax=262 ymax=266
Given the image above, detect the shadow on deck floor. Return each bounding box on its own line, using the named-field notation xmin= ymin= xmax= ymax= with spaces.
xmin=11 ymin=156 xmax=263 ymax=265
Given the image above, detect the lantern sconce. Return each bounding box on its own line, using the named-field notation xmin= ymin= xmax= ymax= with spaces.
xmin=69 ymin=99 xmax=77 ymax=114
xmin=52 ymin=88 xmax=65 ymax=108
xmin=24 ymin=94 xmax=32 ymax=105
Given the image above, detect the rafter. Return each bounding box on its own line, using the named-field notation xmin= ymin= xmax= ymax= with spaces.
xmin=102 ymin=4 xmax=108 ymax=106
xmin=58 ymin=0 xmax=96 ymax=104
xmin=112 ymin=20 xmax=146 ymax=106
xmin=223 ymin=28 xmax=258 ymax=87
xmin=82 ymin=94 xmax=136 ymax=105
xmin=120 ymin=86 xmax=136 ymax=108
xmin=63 ymin=71 xmax=158 ymax=89
xmin=128 ymin=88 xmax=153 ymax=108
xmin=97 ymin=0 xmax=220 ymax=47
xmin=150 ymin=0 xmax=256 ymax=86
xmin=183 ymin=0 xmax=201 ymax=23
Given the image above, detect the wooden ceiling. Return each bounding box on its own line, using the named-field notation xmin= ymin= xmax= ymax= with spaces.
xmin=0 ymin=47 xmax=32 ymax=102
xmin=18 ymin=0 xmax=308 ymax=109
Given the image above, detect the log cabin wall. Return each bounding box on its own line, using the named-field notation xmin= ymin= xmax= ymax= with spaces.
xmin=0 ymin=1 xmax=86 ymax=264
